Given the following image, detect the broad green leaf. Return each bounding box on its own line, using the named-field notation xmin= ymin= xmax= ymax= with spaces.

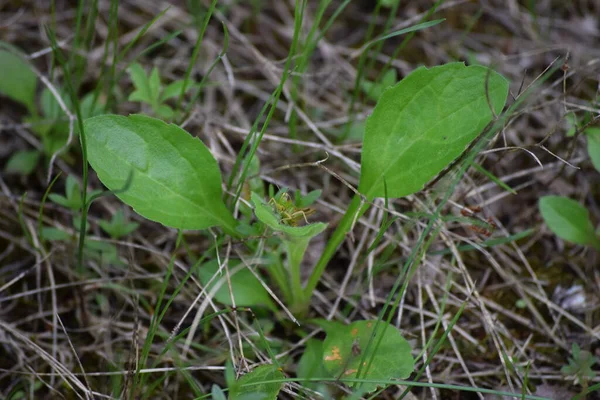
xmin=251 ymin=192 xmax=327 ymax=239
xmin=84 ymin=114 xmax=237 ymax=231
xmin=321 ymin=320 xmax=414 ymax=393
xmin=4 ymin=150 xmax=40 ymax=175
xmin=197 ymin=260 xmax=276 ymax=310
xmin=297 ymin=339 xmax=330 ymax=390
xmin=0 ymin=49 xmax=37 ymax=112
xmin=229 ymin=364 xmax=284 ymax=400
xmin=539 ymin=196 xmax=599 ymax=248
xmin=585 ymin=128 xmax=600 ymax=173
xmin=359 ymin=62 xmax=509 ymax=199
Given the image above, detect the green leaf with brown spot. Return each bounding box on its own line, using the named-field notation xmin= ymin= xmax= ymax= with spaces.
xmin=229 ymin=364 xmax=284 ymax=400
xmin=322 ymin=320 xmax=414 ymax=393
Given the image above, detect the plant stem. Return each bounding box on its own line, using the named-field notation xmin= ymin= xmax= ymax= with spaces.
xmin=285 ymin=239 xmax=308 ymax=308
xmin=303 ymin=193 xmax=369 ymax=300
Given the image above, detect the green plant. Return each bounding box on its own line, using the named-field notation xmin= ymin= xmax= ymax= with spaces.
xmin=306 ymin=62 xmax=509 ymax=307
xmin=83 ymin=62 xmax=509 ymax=317
xmin=585 ymin=127 xmax=600 ymax=173
xmin=251 ymin=191 xmax=327 ymax=310
xmin=42 ymin=175 xmax=121 ymax=265
xmin=127 ymin=63 xmax=197 ymax=119
xmin=4 ymin=150 xmax=40 ymax=176
xmin=48 ymin=175 xmax=88 ymax=210
xmin=539 ymin=195 xmax=600 ymax=250
xmin=360 ymin=68 xmax=396 ymax=102
xmin=197 ymin=260 xmax=276 ymax=310
xmin=83 ymin=114 xmax=238 ymax=234
xmin=228 ymin=364 xmax=284 ymax=400
xmin=562 ymin=343 xmax=597 ymax=388
xmin=318 ymin=319 xmax=414 ymax=393
xmin=98 ymin=209 xmax=139 ymax=239
xmin=0 ymin=47 xmax=37 ymax=115
xmin=0 ymin=45 xmax=104 ymax=175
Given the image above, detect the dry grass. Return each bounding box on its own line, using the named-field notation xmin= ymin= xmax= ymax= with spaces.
xmin=1 ymin=0 xmax=599 ymax=399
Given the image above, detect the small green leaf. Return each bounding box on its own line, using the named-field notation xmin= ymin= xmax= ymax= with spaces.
xmin=84 ymin=240 xmax=122 ymax=266
xmin=48 ymin=193 xmax=72 ymax=209
xmin=359 ymin=62 xmax=509 ymax=199
xmin=229 ymin=364 xmax=284 ymax=400
xmin=5 ymin=150 xmax=40 ymax=175
xmin=41 ymin=227 xmax=71 ymax=241
xmin=160 ymin=80 xmax=195 ymax=102
xmin=41 ymin=87 xmax=71 ymax=120
xmin=297 ymin=339 xmax=330 ymax=390
xmin=48 ymin=175 xmax=101 ymax=210
xmin=148 ymin=67 xmax=162 ymax=105
xmin=84 ymin=114 xmax=237 ymax=232
xmin=49 ymin=176 xmax=81 ymax=209
xmin=539 ymin=196 xmax=599 ymax=248
xmin=65 ymin=175 xmax=79 ymax=202
xmin=561 ymin=343 xmax=598 ymax=386
xmin=155 ymin=104 xmax=174 ymax=119
xmin=585 ymin=128 xmax=600 ymax=173
xmin=565 ymin=112 xmax=578 ymax=137
xmin=321 ymin=320 xmax=414 ymax=393
xmin=79 ymin=93 xmax=105 ymax=120
xmin=98 ymin=209 xmax=139 ymax=239
xmin=251 ymin=192 xmax=327 ymax=239
xmin=361 ymin=69 xmax=397 ymax=102
xmin=245 ymin=155 xmax=264 ymax=197
xmin=127 ymin=63 xmax=153 ymax=104
xmin=161 ymin=80 xmax=185 ymax=101
xmin=197 ymin=260 xmax=276 ymax=310
xmin=379 ymin=0 xmax=399 ymax=7
xmin=211 ymin=384 xmax=227 ymax=400
xmin=330 ymin=120 xmax=365 ymax=141
xmin=0 ymin=49 xmax=37 ymax=112
xmin=225 ymin=359 xmax=236 ymax=388
xmin=515 ymin=299 xmax=527 ymax=309
xmin=38 ymin=88 xmax=103 ymax=137
xmin=296 ymin=189 xmax=322 ymax=208
xmin=73 ymin=215 xmax=91 ymax=233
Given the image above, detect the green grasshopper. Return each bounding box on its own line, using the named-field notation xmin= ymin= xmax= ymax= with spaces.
xmin=268 ymin=189 xmax=315 ymax=226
